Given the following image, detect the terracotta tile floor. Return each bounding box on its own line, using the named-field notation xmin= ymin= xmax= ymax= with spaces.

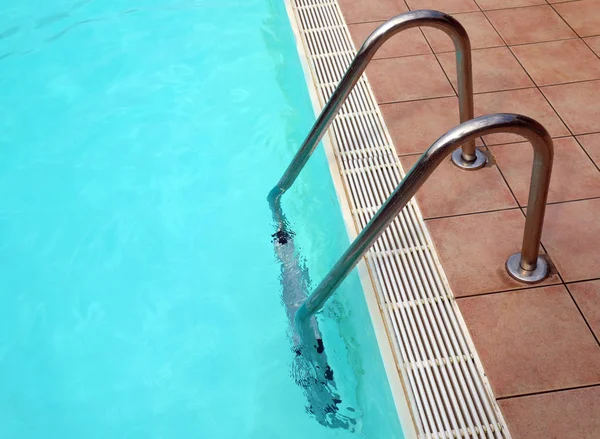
xmin=338 ymin=0 xmax=408 ymax=23
xmin=477 ymin=0 xmax=545 ymax=10
xmin=474 ymin=88 xmax=569 ymax=144
xmin=498 ymin=387 xmax=600 ymax=439
xmin=399 ymin=150 xmax=517 ymax=218
xmin=458 ymin=285 xmax=600 ymax=397
xmin=438 ymin=46 xmax=533 ymax=93
xmin=486 ymin=5 xmax=576 ymax=45
xmin=511 ymin=39 xmax=600 ymax=86
xmin=553 ymin=0 xmax=600 ymax=38
xmin=427 ymin=209 xmax=561 ymax=296
xmin=368 ymin=55 xmax=455 ymax=103
xmin=490 ymin=137 xmax=600 ymax=206
xmin=349 ymin=23 xmax=430 ymax=58
xmin=335 ymin=0 xmax=600 ymax=436
xmin=542 ymin=80 xmax=600 ymax=134
xmin=380 ymin=96 xmax=469 ymax=155
xmin=421 ymin=11 xmax=504 ymax=52
xmin=405 ymin=0 xmax=479 ymax=14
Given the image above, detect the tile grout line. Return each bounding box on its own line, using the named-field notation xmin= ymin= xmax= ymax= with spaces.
xmin=564 ymin=283 xmax=600 ymax=347
xmin=396 ymin=132 xmax=590 ymax=156
xmin=455 ymin=281 xmax=563 ymax=300
xmin=500 ymin=34 xmax=578 ymax=48
xmin=488 ymin=133 xmax=575 ymax=147
xmin=374 ymin=78 xmax=600 ymax=109
xmin=424 ymin=205 xmax=521 ymax=222
xmin=496 ymin=382 xmax=600 ymax=401
xmin=566 ymin=276 xmax=600 ymax=285
xmin=376 ymin=84 xmax=539 ymax=107
xmin=431 ymin=36 xmax=578 ymax=54
xmin=480 ymin=1 xmax=566 ymax=13
xmin=538 ymin=76 xmax=600 ymax=89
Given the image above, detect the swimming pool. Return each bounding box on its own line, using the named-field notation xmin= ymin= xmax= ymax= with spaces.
xmin=0 ymin=0 xmax=404 ymax=437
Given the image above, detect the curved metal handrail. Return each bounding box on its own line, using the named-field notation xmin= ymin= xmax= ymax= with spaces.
xmin=295 ymin=113 xmax=554 ymax=334
xmin=269 ymin=9 xmax=481 ymax=216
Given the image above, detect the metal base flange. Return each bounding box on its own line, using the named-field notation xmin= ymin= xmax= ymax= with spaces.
xmin=451 ymin=148 xmax=487 ymax=170
xmin=506 ymin=253 xmax=549 ymax=283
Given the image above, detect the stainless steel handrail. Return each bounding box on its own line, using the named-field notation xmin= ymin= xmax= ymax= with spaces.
xmin=268 ymin=9 xmax=484 ymax=215
xmin=295 ymin=113 xmax=554 ymax=334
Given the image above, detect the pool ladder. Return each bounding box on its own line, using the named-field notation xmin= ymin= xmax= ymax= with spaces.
xmin=268 ymin=10 xmax=553 ymax=337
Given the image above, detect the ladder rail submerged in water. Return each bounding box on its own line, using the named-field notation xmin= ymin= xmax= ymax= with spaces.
xmin=268 ymin=9 xmax=484 ymax=219
xmin=295 ymin=113 xmax=554 ymax=333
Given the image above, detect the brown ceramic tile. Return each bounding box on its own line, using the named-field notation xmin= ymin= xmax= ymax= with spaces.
xmin=337 ymin=0 xmax=408 ymax=24
xmin=348 ymin=22 xmax=430 ymax=59
xmin=405 ymin=0 xmax=479 ymax=14
xmin=542 ymin=80 xmax=600 ymax=135
xmin=381 ymin=96 xmax=473 ymax=155
xmin=512 ymin=39 xmax=600 ymax=86
xmin=499 ymin=387 xmax=600 ymax=439
xmin=569 ymin=280 xmax=600 ymax=340
xmin=458 ymin=285 xmax=600 ymax=397
xmin=490 ymin=137 xmax=600 ymax=205
xmin=554 ymin=0 xmax=600 ymax=38
xmin=367 ymin=55 xmax=455 ymax=104
xmin=543 ymin=199 xmax=600 ymax=282
xmin=421 ymin=12 xmax=504 ymax=53
xmin=427 ymin=210 xmax=560 ymax=296
xmin=438 ymin=47 xmax=533 ymax=93
xmin=399 ymin=151 xmax=516 ymax=218
xmin=577 ymin=133 xmax=600 ymax=166
xmin=486 ymin=5 xmax=577 ymax=45
xmin=475 ymin=88 xmax=569 ymax=144
xmin=476 ymin=0 xmax=545 ymax=10
xmin=584 ymin=35 xmax=600 ymax=56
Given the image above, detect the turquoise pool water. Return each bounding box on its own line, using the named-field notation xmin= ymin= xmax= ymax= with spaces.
xmin=0 ymin=0 xmax=404 ymax=437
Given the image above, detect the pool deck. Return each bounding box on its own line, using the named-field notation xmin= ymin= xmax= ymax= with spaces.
xmin=339 ymin=0 xmax=600 ymax=437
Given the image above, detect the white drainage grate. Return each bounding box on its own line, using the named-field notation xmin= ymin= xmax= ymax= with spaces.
xmin=285 ymin=0 xmax=511 ymax=438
